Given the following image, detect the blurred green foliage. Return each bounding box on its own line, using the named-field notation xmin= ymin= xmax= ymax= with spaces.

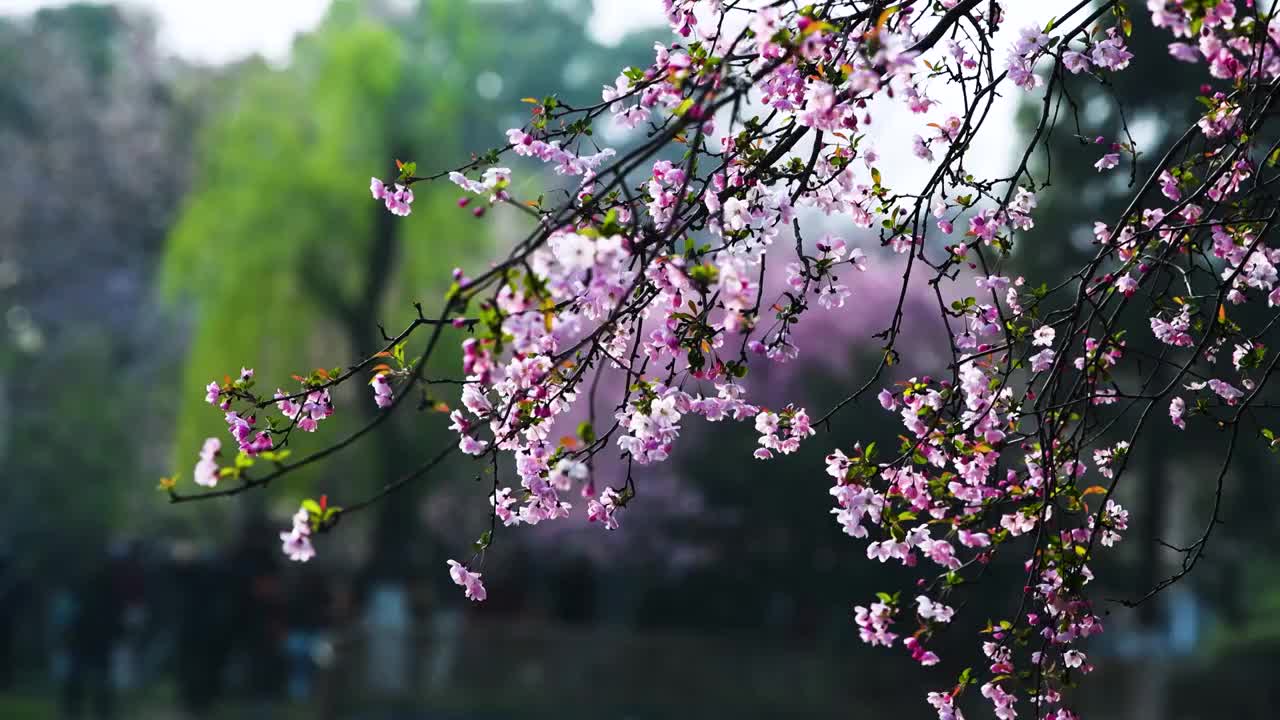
xmin=0 ymin=0 xmax=652 ymax=563
xmin=159 ymin=0 xmax=653 ymax=565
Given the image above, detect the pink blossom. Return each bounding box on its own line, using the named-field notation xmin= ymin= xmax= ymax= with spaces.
xmin=1094 ymin=152 xmax=1120 ymax=172
xmin=916 ymin=595 xmax=955 ymax=623
xmin=373 ymin=182 xmax=414 ymax=216
xmin=1031 ymin=349 xmax=1056 ymax=372
xmin=1032 ymin=326 xmax=1055 ymax=347
xmin=1168 ymin=42 xmax=1200 ymax=63
xmin=904 ymin=636 xmax=940 ymax=665
xmin=1208 ymin=379 xmax=1244 ymax=404
xmin=878 ymin=389 xmax=897 ymax=410
xmin=446 ymin=559 xmax=487 ymax=602
xmin=371 ymin=373 xmax=394 ymax=409
xmin=1169 ymin=396 xmax=1186 ymax=430
xmin=193 ymin=437 xmax=221 ymax=487
xmin=927 ymin=691 xmax=965 ymax=720
xmin=853 ymin=601 xmax=898 ymax=647
xmin=280 ymin=507 xmax=315 ymax=563
xmin=1159 ymin=170 xmax=1182 ymax=200
xmin=1091 ymin=29 xmax=1133 ymax=71
xmin=275 ymin=388 xmax=333 ymax=432
xmin=587 ymin=487 xmax=622 ymax=530
xmin=1062 ymin=51 xmax=1091 ymax=74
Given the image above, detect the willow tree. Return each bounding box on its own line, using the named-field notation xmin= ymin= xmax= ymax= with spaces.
xmin=0 ymin=5 xmax=193 ymax=568
xmin=165 ymin=0 xmax=650 ymax=565
xmin=164 ymin=2 xmax=474 ymax=561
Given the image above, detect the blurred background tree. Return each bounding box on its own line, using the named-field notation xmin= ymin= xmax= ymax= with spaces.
xmin=163 ymin=0 xmax=654 ymax=577
xmin=0 ymin=3 xmax=197 ymax=577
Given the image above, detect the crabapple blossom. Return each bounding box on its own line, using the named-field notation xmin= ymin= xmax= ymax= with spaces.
xmin=371 ymin=178 xmax=414 ymax=216
xmin=193 ymin=437 xmax=221 ymax=488
xmin=370 ymin=373 xmax=394 ymax=409
xmin=853 ymin=601 xmax=897 ymax=648
xmin=904 ymin=636 xmax=940 ymax=666
xmin=447 ymin=559 xmax=487 ymax=602
xmin=587 ymin=486 xmax=623 ymax=531
xmin=1170 ymin=396 xmax=1187 ymax=429
xmin=1032 ymin=326 xmax=1055 ymax=347
xmin=280 ymin=505 xmax=316 ymax=563
xmin=448 ymin=167 xmax=512 ymax=203
xmin=916 ymin=595 xmax=955 ymax=624
xmin=173 ymin=3 xmax=1280 ymax=718
xmin=275 ymin=387 xmax=334 ymax=432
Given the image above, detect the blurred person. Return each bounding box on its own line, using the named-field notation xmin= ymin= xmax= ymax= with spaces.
xmin=284 ymin=571 xmax=333 ymax=700
xmin=225 ymin=518 xmax=286 ymax=717
xmin=363 ymin=578 xmax=411 ymax=695
xmin=174 ymin=543 xmax=230 ymax=718
xmin=106 ymin=540 xmax=147 ymax=694
xmin=314 ymin=576 xmax=356 ymax=720
xmin=0 ymin=543 xmax=25 ymax=690
xmin=49 ymin=585 xmax=76 ymax=697
xmin=61 ymin=560 xmax=123 ymax=719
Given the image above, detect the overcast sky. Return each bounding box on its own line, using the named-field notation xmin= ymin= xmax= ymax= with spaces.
xmin=2 ymin=0 xmax=666 ymax=63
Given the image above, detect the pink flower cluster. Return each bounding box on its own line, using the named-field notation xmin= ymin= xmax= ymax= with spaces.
xmin=505 ymin=129 xmax=616 ymax=177
xmin=193 ymin=437 xmax=221 ymax=488
xmin=280 ymin=505 xmax=316 ymax=563
xmin=751 ymin=404 xmax=814 ymax=459
xmin=370 ymin=178 xmax=413 ymax=216
xmin=224 ymin=411 xmax=272 ymax=456
xmin=448 ymin=167 xmax=511 ymax=203
xmin=447 ymin=559 xmax=486 ymax=602
xmin=275 ymin=387 xmax=334 ymax=432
